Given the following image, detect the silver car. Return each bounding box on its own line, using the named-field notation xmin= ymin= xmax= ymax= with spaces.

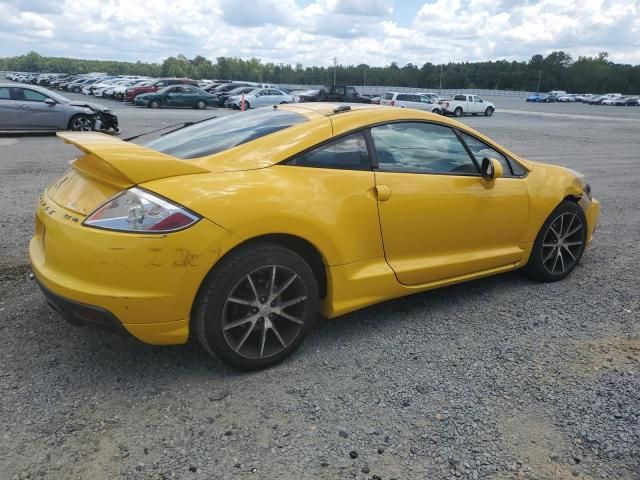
xmin=0 ymin=84 xmax=119 ymax=132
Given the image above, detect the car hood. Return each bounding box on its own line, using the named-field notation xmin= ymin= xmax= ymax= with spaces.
xmin=68 ymin=101 xmax=110 ymax=112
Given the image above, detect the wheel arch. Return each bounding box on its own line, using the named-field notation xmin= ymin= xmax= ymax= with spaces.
xmin=192 ymin=233 xmax=328 ymax=319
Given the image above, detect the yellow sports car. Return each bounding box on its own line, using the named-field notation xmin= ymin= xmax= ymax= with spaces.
xmin=30 ymin=103 xmax=600 ymax=370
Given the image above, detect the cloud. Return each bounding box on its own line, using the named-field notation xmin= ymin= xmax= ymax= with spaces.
xmin=0 ymin=0 xmax=638 ymax=66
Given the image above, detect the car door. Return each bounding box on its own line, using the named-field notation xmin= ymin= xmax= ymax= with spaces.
xmin=0 ymin=86 xmax=21 ymax=128
xmin=419 ymin=95 xmax=435 ymax=111
xmin=12 ymin=88 xmax=66 ymax=129
xmin=472 ymin=96 xmax=484 ymax=113
xmin=164 ymin=86 xmax=182 ymax=106
xmin=370 ymin=121 xmax=529 ymax=285
xmin=179 ymin=86 xmax=198 ymax=106
xmin=251 ymin=89 xmax=268 ymax=107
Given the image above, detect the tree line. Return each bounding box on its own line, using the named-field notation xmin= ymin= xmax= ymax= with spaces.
xmin=2 ymin=51 xmax=639 ymax=93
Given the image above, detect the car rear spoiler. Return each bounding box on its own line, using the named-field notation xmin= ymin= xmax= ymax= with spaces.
xmin=57 ymin=132 xmax=209 ymax=187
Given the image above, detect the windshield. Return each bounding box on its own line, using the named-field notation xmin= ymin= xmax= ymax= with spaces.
xmin=145 ymin=108 xmax=308 ymax=159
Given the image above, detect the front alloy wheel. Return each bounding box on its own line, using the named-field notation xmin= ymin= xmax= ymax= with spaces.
xmin=69 ymin=115 xmax=94 ymax=131
xmin=540 ymin=212 xmax=584 ymax=276
xmin=524 ymin=201 xmax=587 ymax=281
xmin=195 ymin=243 xmax=318 ymax=370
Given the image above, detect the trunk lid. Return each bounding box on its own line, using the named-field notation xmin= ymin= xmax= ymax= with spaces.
xmin=48 ymin=132 xmax=208 ymax=215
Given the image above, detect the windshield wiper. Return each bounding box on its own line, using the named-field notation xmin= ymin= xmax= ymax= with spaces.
xmin=123 ymin=115 xmax=217 ymax=142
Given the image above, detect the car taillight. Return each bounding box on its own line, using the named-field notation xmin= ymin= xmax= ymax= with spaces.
xmin=84 ymin=188 xmax=200 ymax=233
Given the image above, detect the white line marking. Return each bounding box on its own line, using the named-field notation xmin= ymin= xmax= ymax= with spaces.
xmin=498 ymin=109 xmax=640 ymax=123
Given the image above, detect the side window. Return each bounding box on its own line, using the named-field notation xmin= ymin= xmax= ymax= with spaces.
xmin=397 ymin=94 xmax=408 ymax=101
xmin=460 ymin=132 xmax=524 ymax=176
xmin=383 ymin=93 xmax=394 ymax=100
xmin=287 ymin=131 xmax=370 ymax=171
xmin=371 ymin=122 xmax=478 ymax=175
xmin=23 ymin=89 xmax=49 ymax=102
xmin=269 ymin=89 xmax=283 ymax=96
xmin=454 ymin=94 xmax=466 ymax=101
xmin=333 ymin=87 xmax=346 ymax=96
xmin=420 ymin=95 xmax=432 ymax=104
xmin=346 ymin=87 xmax=356 ymax=96
xmin=0 ymin=87 xmax=10 ymax=99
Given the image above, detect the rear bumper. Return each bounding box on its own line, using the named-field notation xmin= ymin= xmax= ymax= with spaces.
xmin=35 ymin=276 xmax=128 ymax=334
xmin=29 ymin=188 xmax=240 ymax=345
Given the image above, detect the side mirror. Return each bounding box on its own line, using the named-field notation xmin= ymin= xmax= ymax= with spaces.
xmin=44 ymin=98 xmax=56 ymax=105
xmin=481 ymin=157 xmax=503 ymax=181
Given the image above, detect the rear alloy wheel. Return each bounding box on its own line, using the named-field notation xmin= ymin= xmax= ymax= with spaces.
xmin=453 ymin=107 xmax=463 ymax=117
xmin=69 ymin=114 xmax=94 ymax=131
xmin=485 ymin=107 xmax=494 ymax=116
xmin=195 ymin=100 xmax=207 ymax=110
xmin=149 ymin=100 xmax=160 ymax=109
xmin=195 ymin=243 xmax=318 ymax=370
xmin=524 ymin=201 xmax=587 ymax=282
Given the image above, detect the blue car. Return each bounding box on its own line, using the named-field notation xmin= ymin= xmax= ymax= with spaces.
xmin=526 ymin=93 xmax=549 ymax=102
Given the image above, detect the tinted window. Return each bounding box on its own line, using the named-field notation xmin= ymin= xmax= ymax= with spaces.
xmin=371 ymin=122 xmax=478 ymax=175
xmin=146 ymin=108 xmax=307 ymax=159
xmin=383 ymin=93 xmax=394 ymax=100
xmin=287 ymin=132 xmax=369 ymax=170
xmin=454 ymin=95 xmax=466 ymax=101
xmin=420 ymin=95 xmax=433 ymax=104
xmin=397 ymin=94 xmax=409 ymax=101
xmin=0 ymin=87 xmax=10 ymax=99
xmin=346 ymin=87 xmax=356 ymax=96
xmin=333 ymin=87 xmax=346 ymax=95
xmin=23 ymin=89 xmax=48 ymax=102
xmin=460 ymin=132 xmax=525 ymax=176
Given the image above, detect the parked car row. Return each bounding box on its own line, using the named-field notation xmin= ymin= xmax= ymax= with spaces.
xmin=526 ymin=90 xmax=639 ymax=106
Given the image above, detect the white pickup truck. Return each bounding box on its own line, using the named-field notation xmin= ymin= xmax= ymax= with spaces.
xmin=442 ymin=94 xmax=495 ymax=117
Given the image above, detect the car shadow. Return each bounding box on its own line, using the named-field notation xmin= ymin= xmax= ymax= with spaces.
xmin=19 ymin=269 xmax=535 ymax=383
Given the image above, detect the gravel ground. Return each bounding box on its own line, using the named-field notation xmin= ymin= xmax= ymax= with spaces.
xmin=0 ymin=87 xmax=639 ymax=480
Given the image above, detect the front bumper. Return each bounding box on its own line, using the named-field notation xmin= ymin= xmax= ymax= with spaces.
xmin=30 ymin=188 xmax=239 ymax=345
xmin=579 ymin=195 xmax=600 ymax=245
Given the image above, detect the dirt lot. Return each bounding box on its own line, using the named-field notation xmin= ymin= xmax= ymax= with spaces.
xmin=1 ymin=90 xmax=639 ymax=479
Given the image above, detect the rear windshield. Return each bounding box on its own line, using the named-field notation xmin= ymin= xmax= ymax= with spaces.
xmin=145 ymin=108 xmax=307 ymax=159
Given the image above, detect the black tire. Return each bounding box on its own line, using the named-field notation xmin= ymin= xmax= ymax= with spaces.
xmin=485 ymin=107 xmax=494 ymax=116
xmin=73 ymin=86 xmax=81 ymax=93
xmin=149 ymin=100 xmax=160 ymax=109
xmin=194 ymin=242 xmax=319 ymax=371
xmin=195 ymin=100 xmax=207 ymax=110
xmin=241 ymin=100 xmax=250 ymax=110
xmin=68 ymin=114 xmax=95 ymax=131
xmin=453 ymin=107 xmax=463 ymax=117
xmin=524 ymin=201 xmax=587 ymax=282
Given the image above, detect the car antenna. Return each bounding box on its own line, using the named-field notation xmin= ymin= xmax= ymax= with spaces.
xmin=122 ymin=115 xmax=217 ymax=142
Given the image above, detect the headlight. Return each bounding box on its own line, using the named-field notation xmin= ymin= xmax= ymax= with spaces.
xmin=84 ymin=188 xmax=200 ymax=233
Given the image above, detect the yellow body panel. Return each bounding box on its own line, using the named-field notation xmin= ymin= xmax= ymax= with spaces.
xmin=31 ymin=104 xmax=600 ymax=345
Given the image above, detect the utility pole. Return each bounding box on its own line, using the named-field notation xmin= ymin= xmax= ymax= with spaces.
xmin=332 ymin=57 xmax=337 ymax=86
xmin=363 ymin=66 xmax=367 ymax=88
xmin=439 ymin=64 xmax=443 ymax=90
xmin=536 ymin=70 xmax=542 ymax=92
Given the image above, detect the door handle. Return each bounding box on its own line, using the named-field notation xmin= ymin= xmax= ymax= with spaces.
xmin=374 ymin=185 xmax=392 ymax=202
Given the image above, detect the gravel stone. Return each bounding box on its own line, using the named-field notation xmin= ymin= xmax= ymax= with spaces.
xmin=0 ymin=91 xmax=638 ymax=479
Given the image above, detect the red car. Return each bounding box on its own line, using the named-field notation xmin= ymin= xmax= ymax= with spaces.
xmin=124 ymin=78 xmax=198 ymax=102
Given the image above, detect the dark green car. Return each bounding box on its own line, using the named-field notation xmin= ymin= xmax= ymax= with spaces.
xmin=134 ymin=85 xmax=217 ymax=109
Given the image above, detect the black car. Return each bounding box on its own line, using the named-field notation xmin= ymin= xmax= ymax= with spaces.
xmin=298 ymin=85 xmax=371 ymax=103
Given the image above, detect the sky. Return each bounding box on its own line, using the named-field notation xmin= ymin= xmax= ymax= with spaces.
xmin=0 ymin=0 xmax=639 ymax=66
